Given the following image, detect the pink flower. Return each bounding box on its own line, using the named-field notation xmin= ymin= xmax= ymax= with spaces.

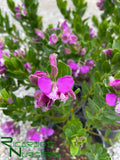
xmin=0 ymin=64 xmax=7 ymax=75
xmin=0 ymin=41 xmax=3 ymax=49
xmin=49 ymin=53 xmax=58 ymax=77
xmin=7 ymin=98 xmax=13 ymax=104
xmin=68 ymin=34 xmax=78 ymax=45
xmin=3 ymin=51 xmax=10 ymax=58
xmin=50 ymin=28 xmax=60 ymax=31
xmin=14 ymin=7 xmax=20 ymax=12
xmin=24 ymin=62 xmax=31 ymax=72
xmin=0 ymin=49 xmax=3 ymax=59
xmin=80 ymin=48 xmax=86 ymax=56
xmin=13 ymin=50 xmax=19 ymax=57
xmin=49 ymin=33 xmax=58 ymax=45
xmin=16 ymin=12 xmax=21 ymax=19
xmin=96 ymin=0 xmax=104 ymax=10
xmin=40 ymin=126 xmax=54 ymax=139
xmin=112 ymin=79 xmax=120 ymax=90
xmin=35 ymin=29 xmax=45 ymax=39
xmin=1 ymin=121 xmax=20 ymax=136
xmin=64 ymin=48 xmax=71 ymax=54
xmin=103 ymin=49 xmax=113 ymax=57
xmin=33 ymin=38 xmax=39 ymax=42
xmin=38 ymin=75 xmax=76 ymax=102
xmin=13 ymin=39 xmax=19 ymax=43
xmin=80 ymin=65 xmax=90 ymax=74
xmin=27 ymin=128 xmax=40 ymax=141
xmin=61 ymin=20 xmax=68 ymax=30
xmin=34 ymin=90 xmax=53 ymax=112
xmin=90 ymin=28 xmax=97 ymax=38
xmin=108 ymin=77 xmax=120 ymax=90
xmin=67 ymin=60 xmax=78 ymax=72
xmin=27 ymin=127 xmax=54 ymax=142
xmin=62 ymin=32 xmax=70 ymax=43
xmin=106 ymin=93 xmax=117 ymax=106
xmin=108 ymin=76 xmax=114 ymax=86
xmin=29 ymin=71 xmax=47 ymax=85
xmin=85 ymin=60 xmax=94 ymax=69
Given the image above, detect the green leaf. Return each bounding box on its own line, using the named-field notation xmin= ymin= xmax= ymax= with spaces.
xmin=112 ymin=38 xmax=120 ymax=50
xmin=92 ymin=15 xmax=99 ymax=28
xmin=105 ymin=128 xmax=111 ymax=137
xmin=114 ymin=131 xmax=120 ymax=142
xmin=1 ymin=89 xmax=9 ymax=99
xmin=70 ymin=144 xmax=80 ymax=156
xmin=102 ymin=60 xmax=111 ymax=73
xmin=111 ymin=52 xmax=120 ymax=64
xmin=114 ymin=71 xmax=120 ymax=79
xmin=7 ymin=0 xmax=15 ymax=13
xmin=94 ymin=71 xmax=101 ymax=82
xmin=57 ymin=61 xmax=72 ymax=78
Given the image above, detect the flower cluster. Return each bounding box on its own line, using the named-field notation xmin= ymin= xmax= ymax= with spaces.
xmin=27 ymin=126 xmax=54 ymax=142
xmin=1 ymin=121 xmax=20 ymax=136
xmin=96 ymin=0 xmax=105 ymax=10
xmin=29 ymin=53 xmax=76 ymax=111
xmin=67 ymin=59 xmax=94 ymax=77
xmin=103 ymin=48 xmax=113 ymax=57
xmin=14 ymin=3 xmax=27 ymax=19
xmin=89 ymin=28 xmax=97 ymax=38
xmin=106 ymin=76 xmax=120 ymax=123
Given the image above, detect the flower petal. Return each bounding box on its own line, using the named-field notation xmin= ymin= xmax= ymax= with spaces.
xmin=106 ymin=93 xmax=117 ymax=106
xmin=57 ymin=75 xmax=74 ymax=93
xmin=38 ymin=77 xmax=52 ymax=95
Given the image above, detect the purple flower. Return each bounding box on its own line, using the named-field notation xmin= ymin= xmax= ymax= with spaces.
xmin=62 ymin=32 xmax=70 ymax=43
xmin=49 ymin=33 xmax=58 ymax=45
xmin=0 ymin=41 xmax=3 ymax=49
xmin=33 ymin=38 xmax=39 ymax=42
xmin=96 ymin=0 xmax=104 ymax=10
xmin=49 ymin=53 xmax=58 ymax=77
xmin=0 ymin=49 xmax=3 ymax=59
xmin=27 ymin=127 xmax=54 ymax=142
xmin=20 ymin=48 xmax=26 ymax=58
xmin=13 ymin=50 xmax=19 ymax=57
xmin=29 ymin=71 xmax=47 ymax=86
xmin=85 ymin=60 xmax=94 ymax=69
xmin=68 ymin=34 xmax=78 ymax=45
xmin=40 ymin=127 xmax=54 ymax=139
xmin=80 ymin=65 xmax=90 ymax=74
xmin=27 ymin=128 xmax=40 ymax=141
xmin=108 ymin=77 xmax=120 ymax=90
xmin=80 ymin=48 xmax=86 ymax=56
xmin=14 ymin=7 xmax=20 ymax=12
xmin=13 ymin=39 xmax=19 ymax=43
xmin=3 ymin=51 xmax=10 ymax=58
xmin=106 ymin=93 xmax=117 ymax=106
xmin=7 ymin=98 xmax=13 ymax=104
xmin=61 ymin=20 xmax=68 ymax=30
xmin=90 ymin=28 xmax=97 ymax=38
xmin=38 ymin=75 xmax=76 ymax=102
xmin=1 ymin=121 xmax=20 ymax=136
xmin=35 ymin=29 xmax=45 ymax=39
xmin=64 ymin=48 xmax=71 ymax=54
xmin=102 ymin=43 xmax=106 ymax=48
xmin=16 ymin=12 xmax=21 ymax=19
xmin=24 ymin=62 xmax=31 ymax=72
xmin=0 ymin=64 xmax=7 ymax=75
xmin=50 ymin=28 xmax=60 ymax=31
xmin=34 ymin=90 xmax=53 ymax=112
xmin=112 ymin=79 xmax=120 ymax=90
xmin=67 ymin=60 xmax=78 ymax=72
xmin=103 ymin=49 xmax=113 ymax=57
